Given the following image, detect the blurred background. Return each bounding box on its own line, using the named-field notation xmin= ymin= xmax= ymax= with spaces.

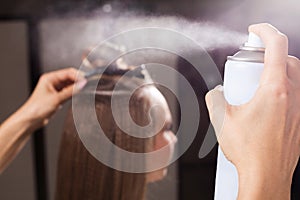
xmin=0 ymin=0 xmax=299 ymax=200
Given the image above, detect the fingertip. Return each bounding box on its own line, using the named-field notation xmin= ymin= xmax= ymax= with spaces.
xmin=205 ymin=90 xmax=213 ymax=109
xmin=205 ymin=86 xmax=227 ymax=136
xmin=248 ymin=23 xmax=262 ymax=35
xmin=67 ymin=67 xmax=86 ymax=82
xmin=248 ymin=23 xmax=289 ymax=82
xmin=214 ymin=85 xmax=224 ymax=92
xmin=248 ymin=23 xmax=287 ymax=47
xmin=67 ymin=66 xmax=85 ymax=80
xmin=205 ymin=85 xmax=224 ymax=110
xmin=74 ymin=79 xmax=87 ymax=92
xmin=248 ymin=23 xmax=263 ymax=34
xmin=248 ymin=23 xmax=278 ymax=35
xmin=248 ymin=24 xmax=256 ymax=33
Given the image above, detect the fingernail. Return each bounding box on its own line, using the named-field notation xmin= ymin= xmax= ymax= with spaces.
xmin=75 ymin=79 xmax=87 ymax=90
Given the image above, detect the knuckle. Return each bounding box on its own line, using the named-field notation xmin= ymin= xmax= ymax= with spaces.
xmin=274 ymin=34 xmax=288 ymax=44
xmin=249 ymin=23 xmax=270 ymax=33
xmin=67 ymin=67 xmax=77 ymax=74
xmin=39 ymin=74 xmax=48 ymax=82
xmin=67 ymin=67 xmax=76 ymax=72
xmin=288 ymin=56 xmax=300 ymax=66
xmin=205 ymin=92 xmax=211 ymax=103
xmin=270 ymin=83 xmax=290 ymax=101
xmin=260 ymin=23 xmax=272 ymax=28
xmin=258 ymin=23 xmax=274 ymax=31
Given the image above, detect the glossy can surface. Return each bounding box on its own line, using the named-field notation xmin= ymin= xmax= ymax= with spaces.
xmin=215 ymin=45 xmax=265 ymax=200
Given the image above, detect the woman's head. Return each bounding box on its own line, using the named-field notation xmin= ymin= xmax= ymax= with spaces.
xmin=135 ymin=84 xmax=177 ymax=183
xmin=55 ymin=70 xmax=176 ymax=200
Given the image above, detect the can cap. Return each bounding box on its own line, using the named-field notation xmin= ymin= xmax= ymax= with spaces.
xmin=244 ymin=32 xmax=265 ymax=48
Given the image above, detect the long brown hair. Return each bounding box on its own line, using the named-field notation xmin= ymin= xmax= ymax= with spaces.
xmin=55 ymin=74 xmax=158 ymax=200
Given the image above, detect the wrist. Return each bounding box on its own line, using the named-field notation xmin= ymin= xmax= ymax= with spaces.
xmin=16 ymin=103 xmax=45 ymax=131
xmin=237 ymin=165 xmax=292 ymax=200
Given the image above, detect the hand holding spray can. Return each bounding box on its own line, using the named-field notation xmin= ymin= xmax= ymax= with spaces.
xmin=214 ymin=33 xmax=265 ymax=200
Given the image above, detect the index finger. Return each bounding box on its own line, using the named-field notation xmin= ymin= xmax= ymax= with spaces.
xmin=45 ymin=68 xmax=85 ymax=85
xmin=249 ymin=23 xmax=288 ymax=84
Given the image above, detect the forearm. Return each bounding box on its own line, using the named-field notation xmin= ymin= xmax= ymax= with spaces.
xmin=0 ymin=107 xmax=36 ymax=174
xmin=0 ymin=68 xmax=84 ymax=174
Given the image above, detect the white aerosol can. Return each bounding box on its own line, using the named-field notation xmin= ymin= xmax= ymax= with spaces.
xmin=214 ymin=33 xmax=265 ymax=200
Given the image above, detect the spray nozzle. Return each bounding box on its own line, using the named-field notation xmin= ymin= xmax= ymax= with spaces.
xmin=244 ymin=32 xmax=265 ymax=48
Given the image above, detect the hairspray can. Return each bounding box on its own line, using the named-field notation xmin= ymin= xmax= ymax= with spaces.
xmin=214 ymin=33 xmax=265 ymax=200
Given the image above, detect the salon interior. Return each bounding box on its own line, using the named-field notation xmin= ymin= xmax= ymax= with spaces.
xmin=0 ymin=0 xmax=300 ymax=199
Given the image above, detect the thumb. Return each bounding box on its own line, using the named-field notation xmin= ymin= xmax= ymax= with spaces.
xmin=58 ymin=79 xmax=87 ymax=104
xmin=205 ymin=85 xmax=227 ymax=139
